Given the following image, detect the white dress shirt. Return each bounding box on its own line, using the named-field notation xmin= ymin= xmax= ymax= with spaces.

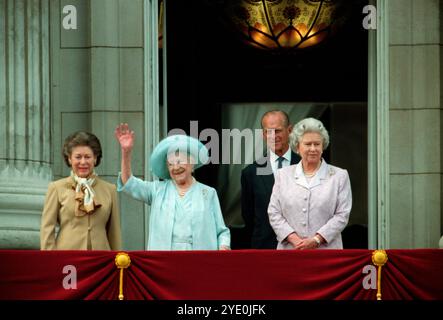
xmin=269 ymin=149 xmax=292 ymax=174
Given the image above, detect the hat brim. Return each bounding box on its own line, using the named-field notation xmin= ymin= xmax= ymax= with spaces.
xmin=150 ymin=135 xmax=209 ymax=179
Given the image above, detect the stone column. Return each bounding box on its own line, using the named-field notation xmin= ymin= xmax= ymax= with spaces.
xmin=388 ymin=0 xmax=442 ymax=248
xmin=0 ymin=0 xmax=51 ymax=249
xmin=50 ymin=0 xmax=147 ymax=249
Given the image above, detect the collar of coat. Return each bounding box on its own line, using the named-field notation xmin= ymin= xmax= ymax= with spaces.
xmin=293 ymin=159 xmax=336 ymax=189
xmin=65 ymin=175 xmax=99 ymax=189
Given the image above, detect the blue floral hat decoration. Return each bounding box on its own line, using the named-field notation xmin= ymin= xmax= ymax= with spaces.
xmin=149 ymin=135 xmax=209 ymax=179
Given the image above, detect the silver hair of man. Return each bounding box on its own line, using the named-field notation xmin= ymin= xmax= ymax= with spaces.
xmin=289 ymin=117 xmax=330 ymax=153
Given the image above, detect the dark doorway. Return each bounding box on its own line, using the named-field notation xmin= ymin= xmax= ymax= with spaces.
xmin=165 ymin=0 xmax=369 ymax=248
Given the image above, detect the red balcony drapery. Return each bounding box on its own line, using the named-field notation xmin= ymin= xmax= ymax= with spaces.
xmin=0 ymin=249 xmax=442 ymax=300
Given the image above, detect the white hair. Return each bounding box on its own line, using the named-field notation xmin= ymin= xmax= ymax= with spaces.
xmin=290 ymin=117 xmax=330 ymax=152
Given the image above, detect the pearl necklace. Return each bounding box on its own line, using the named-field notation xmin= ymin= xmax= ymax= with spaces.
xmin=303 ymin=161 xmax=321 ymax=177
xmin=175 ymin=178 xmax=195 ymax=197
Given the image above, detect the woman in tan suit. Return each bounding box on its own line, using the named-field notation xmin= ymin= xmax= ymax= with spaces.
xmin=40 ymin=131 xmax=121 ymax=250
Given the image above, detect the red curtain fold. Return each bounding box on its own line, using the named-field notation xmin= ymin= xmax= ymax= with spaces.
xmin=381 ymin=249 xmax=443 ymax=300
xmin=0 ymin=250 xmax=118 ymax=300
xmin=0 ymin=249 xmax=442 ymax=300
xmin=125 ymin=250 xmax=373 ymax=300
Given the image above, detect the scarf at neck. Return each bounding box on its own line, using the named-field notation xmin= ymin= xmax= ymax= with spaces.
xmin=71 ymin=171 xmax=101 ymax=216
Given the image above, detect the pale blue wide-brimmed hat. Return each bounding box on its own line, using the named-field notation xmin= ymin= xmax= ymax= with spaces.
xmin=150 ymin=135 xmax=209 ymax=179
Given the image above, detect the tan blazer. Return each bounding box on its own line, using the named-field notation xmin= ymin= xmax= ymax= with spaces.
xmin=40 ymin=176 xmax=122 ymax=250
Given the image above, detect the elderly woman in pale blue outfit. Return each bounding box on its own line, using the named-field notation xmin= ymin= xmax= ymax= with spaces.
xmin=115 ymin=123 xmax=230 ymax=250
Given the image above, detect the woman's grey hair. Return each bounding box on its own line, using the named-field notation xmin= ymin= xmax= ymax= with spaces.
xmin=289 ymin=117 xmax=330 ymax=152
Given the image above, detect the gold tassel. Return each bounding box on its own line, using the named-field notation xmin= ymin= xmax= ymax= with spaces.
xmin=372 ymin=250 xmax=388 ymax=300
xmin=115 ymin=252 xmax=131 ymax=300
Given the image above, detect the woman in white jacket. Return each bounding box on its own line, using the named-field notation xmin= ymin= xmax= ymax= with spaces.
xmin=268 ymin=117 xmax=352 ymax=249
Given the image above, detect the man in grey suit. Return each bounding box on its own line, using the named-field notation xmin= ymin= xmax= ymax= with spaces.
xmin=241 ymin=110 xmax=300 ymax=249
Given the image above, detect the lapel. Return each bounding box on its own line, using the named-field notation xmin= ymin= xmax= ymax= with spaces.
xmin=290 ymin=151 xmax=300 ymax=165
xmin=256 ymin=155 xmax=275 ymax=192
xmin=293 ymin=159 xmax=329 ymax=190
xmin=256 ymin=151 xmax=299 ymax=192
xmin=261 ymin=171 xmax=274 ymax=194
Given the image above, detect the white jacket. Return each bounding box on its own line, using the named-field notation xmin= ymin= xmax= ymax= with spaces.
xmin=268 ymin=159 xmax=352 ymax=249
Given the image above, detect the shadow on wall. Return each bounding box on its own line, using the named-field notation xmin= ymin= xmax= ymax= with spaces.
xmin=341 ymin=224 xmax=368 ymax=249
xmin=229 ymin=224 xmax=368 ymax=249
xmin=228 ymin=225 xmax=250 ymax=250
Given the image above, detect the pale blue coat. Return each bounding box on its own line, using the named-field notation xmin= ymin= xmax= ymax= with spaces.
xmin=117 ymin=174 xmax=231 ymax=250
